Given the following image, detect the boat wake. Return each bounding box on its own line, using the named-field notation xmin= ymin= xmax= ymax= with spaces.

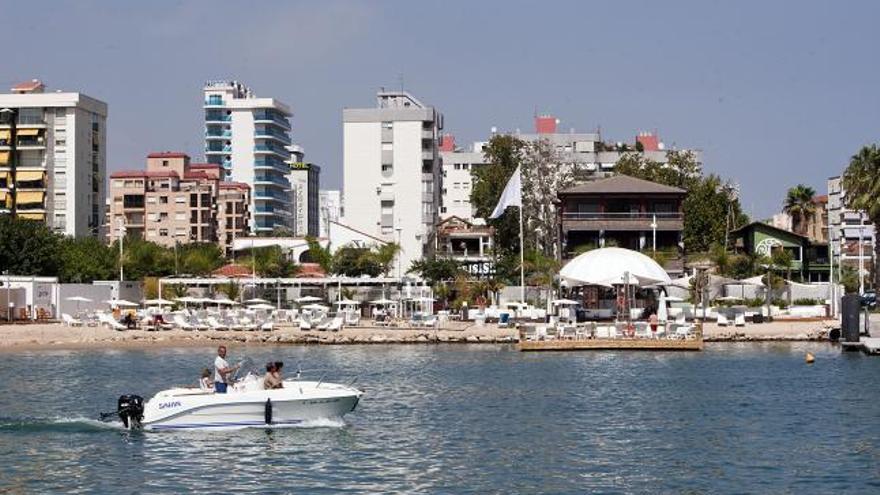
xmin=0 ymin=416 xmax=126 ymax=434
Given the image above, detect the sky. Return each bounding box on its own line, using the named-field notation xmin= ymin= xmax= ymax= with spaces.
xmin=2 ymin=0 xmax=878 ymax=219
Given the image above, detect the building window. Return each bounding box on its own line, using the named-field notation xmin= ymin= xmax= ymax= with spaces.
xmin=381 ymin=121 xmax=393 ymax=129
xmin=159 ymin=228 xmax=168 ymax=237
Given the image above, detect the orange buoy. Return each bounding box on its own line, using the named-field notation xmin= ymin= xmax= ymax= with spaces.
xmin=805 ymin=352 xmax=815 ymax=364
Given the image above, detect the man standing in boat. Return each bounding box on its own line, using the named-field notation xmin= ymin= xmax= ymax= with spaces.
xmin=214 ymin=345 xmax=239 ymax=393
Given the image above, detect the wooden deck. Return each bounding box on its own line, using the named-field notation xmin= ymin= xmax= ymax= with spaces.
xmin=518 ymin=337 xmax=703 ymax=352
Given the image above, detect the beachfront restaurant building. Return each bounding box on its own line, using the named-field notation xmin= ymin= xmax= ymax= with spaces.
xmin=557 ymin=175 xmax=686 ymax=276
xmin=729 ymin=222 xmax=831 ymax=282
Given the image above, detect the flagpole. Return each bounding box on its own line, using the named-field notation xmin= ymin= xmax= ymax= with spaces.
xmin=519 ymin=202 xmax=525 ymax=305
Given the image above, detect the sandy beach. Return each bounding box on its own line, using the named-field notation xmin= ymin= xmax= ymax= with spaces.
xmin=0 ymin=318 xmax=839 ymax=351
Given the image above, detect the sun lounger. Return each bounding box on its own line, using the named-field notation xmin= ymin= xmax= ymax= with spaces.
xmin=734 ymin=313 xmax=746 ymax=327
xmin=326 ymin=317 xmax=343 ymax=332
xmin=62 ymin=313 xmax=83 ymax=327
xmin=260 ymin=320 xmax=274 ymax=331
xmin=206 ymin=316 xmax=228 ymax=331
xmin=299 ymin=318 xmax=312 ymax=331
xmin=717 ymin=314 xmax=729 ymax=326
xmin=172 ymin=314 xmax=195 ymax=331
xmin=98 ymin=313 xmax=127 ymax=331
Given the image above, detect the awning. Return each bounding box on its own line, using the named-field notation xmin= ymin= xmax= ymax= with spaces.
xmin=0 ymin=151 xmax=8 ymax=164
xmin=0 ymin=130 xmax=9 ymax=141
xmin=16 ymin=129 xmax=41 ymax=137
xmin=16 ymin=170 xmax=44 ymax=182
xmin=0 ymin=171 xmax=7 ymax=182
xmin=16 ymin=191 xmax=43 ymax=203
xmin=18 ymin=212 xmax=44 ymax=220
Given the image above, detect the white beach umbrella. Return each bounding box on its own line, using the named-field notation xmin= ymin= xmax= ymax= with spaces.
xmin=302 ymin=303 xmax=329 ymax=311
xmin=560 ymin=247 xmax=671 ymax=287
xmin=143 ymin=298 xmax=174 ymax=306
xmin=106 ymin=299 xmax=138 ymax=308
xmin=244 ymin=298 xmax=269 ymax=304
xmin=66 ymin=296 xmax=92 ymax=313
xmin=369 ymin=298 xmax=397 ymax=305
xmin=212 ymin=297 xmax=238 ymax=306
xmin=551 ymin=299 xmax=579 ymax=306
xmin=295 ymin=296 xmax=323 ymax=304
xmin=248 ymin=303 xmax=276 ymax=310
xmin=334 ymin=299 xmax=361 ymax=306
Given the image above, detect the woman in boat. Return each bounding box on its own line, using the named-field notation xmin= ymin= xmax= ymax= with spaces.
xmin=263 ymin=362 xmax=283 ymax=390
xmin=199 ymin=368 xmax=213 ymax=390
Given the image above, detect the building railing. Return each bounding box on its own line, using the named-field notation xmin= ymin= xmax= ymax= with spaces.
xmin=562 ymin=212 xmax=683 ymax=221
xmin=254 ymin=174 xmax=289 ymax=186
xmin=205 ymin=114 xmax=232 ymax=122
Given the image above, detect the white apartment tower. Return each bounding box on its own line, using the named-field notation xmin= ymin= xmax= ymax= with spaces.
xmin=286 ymin=143 xmax=320 ymax=237
xmin=0 ymin=79 xmax=107 ymax=238
xmin=439 ymin=136 xmax=488 ymax=222
xmin=343 ymin=91 xmax=443 ymax=277
xmin=203 ymin=80 xmax=293 ymax=233
xmin=319 ymin=189 xmax=343 ymax=237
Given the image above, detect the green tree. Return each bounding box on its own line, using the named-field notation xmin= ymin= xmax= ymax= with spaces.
xmin=58 ymin=236 xmax=116 ymax=282
xmin=470 ymin=135 xmax=527 ymax=258
xmin=372 ymin=243 xmax=400 ymax=276
xmin=178 ymin=243 xmax=225 ymax=276
xmin=783 ymin=184 xmax=817 ymax=236
xmin=121 ymin=238 xmax=174 ymax=280
xmin=0 ymin=216 xmax=61 ymax=276
xmin=305 ymin=236 xmax=333 ymax=273
xmin=217 ymin=280 xmax=242 ymax=301
xmin=408 ymin=258 xmax=463 ymax=284
xmin=242 ymin=245 xmax=299 ymax=278
xmin=842 ymin=144 xmax=880 ymax=288
xmin=331 ymin=245 xmax=382 ymax=277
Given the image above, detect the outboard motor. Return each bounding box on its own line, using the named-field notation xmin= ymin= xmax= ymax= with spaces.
xmin=117 ymin=394 xmax=145 ymax=429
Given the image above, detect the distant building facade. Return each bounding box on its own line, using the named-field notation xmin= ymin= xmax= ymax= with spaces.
xmin=730 ymin=222 xmax=831 ymax=282
xmin=203 ymin=80 xmax=293 ymax=233
xmin=828 ymin=176 xmax=875 ymax=286
xmin=0 ymin=79 xmax=107 ymax=237
xmin=319 ymin=189 xmax=343 ymax=237
xmin=287 ymin=153 xmax=320 ymax=237
xmin=107 ymin=152 xmax=250 ymax=250
xmin=343 ymin=90 xmax=443 ymax=277
xmin=435 ymin=216 xmax=495 ymax=277
xmin=439 ymin=136 xmax=487 ymax=222
xmin=557 ymin=175 xmax=686 ymax=275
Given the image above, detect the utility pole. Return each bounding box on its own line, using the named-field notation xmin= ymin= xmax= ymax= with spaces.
xmin=117 ymin=217 xmax=126 ymax=282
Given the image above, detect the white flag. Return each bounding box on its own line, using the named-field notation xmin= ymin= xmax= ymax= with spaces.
xmin=489 ymin=166 xmax=522 ymax=219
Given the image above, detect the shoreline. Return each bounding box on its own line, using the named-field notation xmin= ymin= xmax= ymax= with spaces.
xmin=0 ymin=319 xmax=839 ymax=352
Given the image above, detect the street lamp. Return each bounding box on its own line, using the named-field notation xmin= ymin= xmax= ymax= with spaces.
xmin=1 ymin=108 xmax=18 ymax=218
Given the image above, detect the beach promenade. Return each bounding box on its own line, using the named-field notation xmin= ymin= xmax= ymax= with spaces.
xmin=0 ymin=319 xmax=838 ymax=351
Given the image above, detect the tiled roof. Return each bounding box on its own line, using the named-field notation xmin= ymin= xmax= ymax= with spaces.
xmin=212 ymin=264 xmax=252 ymax=278
xmin=219 ymin=181 xmax=250 ymax=190
xmin=560 ymin=175 xmax=686 ymax=195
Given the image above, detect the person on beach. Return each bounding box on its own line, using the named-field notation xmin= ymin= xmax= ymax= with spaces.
xmin=214 ymin=345 xmax=239 ymax=394
xmin=199 ymin=368 xmax=213 ymax=391
xmin=649 ymin=313 xmax=659 ymax=338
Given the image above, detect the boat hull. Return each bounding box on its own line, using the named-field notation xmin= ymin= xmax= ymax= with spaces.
xmin=141 ymin=381 xmax=361 ymax=431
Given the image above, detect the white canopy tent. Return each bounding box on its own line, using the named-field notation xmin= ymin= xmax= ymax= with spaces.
xmin=560 ymin=248 xmax=672 ymax=287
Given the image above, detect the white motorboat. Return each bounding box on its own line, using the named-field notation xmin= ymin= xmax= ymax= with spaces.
xmin=111 ymin=373 xmax=362 ymax=431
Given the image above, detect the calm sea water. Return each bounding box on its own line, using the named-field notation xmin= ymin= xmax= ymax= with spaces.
xmin=0 ymin=343 xmax=878 ymax=494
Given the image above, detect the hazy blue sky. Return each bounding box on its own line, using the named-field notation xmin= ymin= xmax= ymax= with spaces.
xmin=2 ymin=0 xmax=878 ymax=218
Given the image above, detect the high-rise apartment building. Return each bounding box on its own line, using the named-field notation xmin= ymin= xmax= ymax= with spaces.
xmin=286 ymin=144 xmax=320 ymax=237
xmin=439 ymin=136 xmax=487 ymax=222
xmin=0 ymin=79 xmax=107 ymax=237
xmin=319 ymin=189 xmax=343 ymax=237
xmin=828 ymin=176 xmax=875 ymax=287
xmin=107 ymin=153 xmax=250 ymax=250
xmin=343 ymin=91 xmax=443 ymax=277
xmin=203 ymin=80 xmax=293 ymax=233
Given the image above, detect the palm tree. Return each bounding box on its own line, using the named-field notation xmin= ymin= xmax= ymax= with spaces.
xmin=783 ymin=184 xmax=817 ymax=236
xmin=842 ymin=144 xmax=880 ymax=288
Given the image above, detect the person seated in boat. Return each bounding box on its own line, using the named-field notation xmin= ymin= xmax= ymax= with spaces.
xmin=199 ymin=368 xmax=213 ymax=391
xmin=214 ymin=345 xmax=240 ymax=394
xmin=263 ymin=362 xmax=283 ymax=390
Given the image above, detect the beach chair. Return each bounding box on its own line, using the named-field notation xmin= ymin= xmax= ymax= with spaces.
xmin=62 ymin=313 xmax=83 ymax=327
xmin=299 ymin=317 xmax=312 ymax=331
xmin=172 ymin=314 xmax=195 ymax=331
xmin=545 ymin=326 xmax=558 ymax=340
xmin=717 ymin=314 xmax=729 ymax=326
xmin=206 ymin=316 xmax=228 ymax=331
xmin=98 ymin=313 xmax=127 ymax=331
xmin=327 ymin=317 xmax=343 ymax=332
xmin=423 ymin=315 xmax=438 ymax=328
xmin=409 ymin=313 xmax=423 ymax=328
xmin=260 ymin=320 xmax=274 ymax=331
xmin=523 ymin=325 xmax=537 ymax=341
xmin=734 ymin=313 xmax=746 ymax=327
xmin=345 ymin=311 xmax=360 ymax=327
xmin=675 ymin=326 xmax=692 ymax=339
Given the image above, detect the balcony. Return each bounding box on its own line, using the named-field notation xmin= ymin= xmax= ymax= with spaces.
xmin=205 ymin=129 xmax=232 ymax=139
xmin=205 ymin=145 xmax=232 ymax=154
xmin=204 ymin=97 xmax=225 ymax=107
xmin=253 ymin=128 xmax=291 ymax=144
xmin=254 ymin=174 xmax=289 ymax=187
xmin=205 ymin=113 xmax=232 ymax=123
xmin=252 ymin=112 xmax=291 ymax=129
xmin=561 ymin=211 xmax=684 ymax=232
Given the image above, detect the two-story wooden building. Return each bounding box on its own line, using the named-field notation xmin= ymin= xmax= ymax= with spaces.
xmin=557 ymin=175 xmax=686 ymax=275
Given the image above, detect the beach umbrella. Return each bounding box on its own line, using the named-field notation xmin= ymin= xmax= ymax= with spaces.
xmin=334 ymin=299 xmax=361 ymax=306
xmin=143 ymin=298 xmax=174 ymax=306
xmin=560 ymin=247 xmax=672 ymax=287
xmin=66 ymin=296 xmax=92 ymax=313
xmin=248 ymin=303 xmax=276 ymax=310
xmin=212 ymin=297 xmax=238 ymax=306
xmin=369 ymin=298 xmax=397 ymax=305
xmin=295 ymin=296 xmax=323 ymax=304
xmin=302 ymin=303 xmax=329 ymax=311
xmin=551 ymin=299 xmax=579 ymax=306
xmin=106 ymin=299 xmax=138 ymax=308
xmin=244 ymin=298 xmax=269 ymax=304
